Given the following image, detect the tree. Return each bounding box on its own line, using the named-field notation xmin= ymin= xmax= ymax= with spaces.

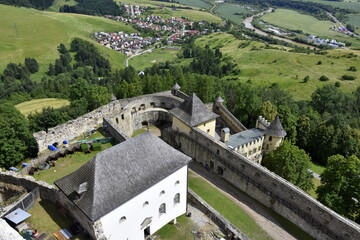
xmin=24 ymin=58 xmax=39 ymax=74
xmin=319 ymin=75 xmax=329 ymax=81
xmin=303 ymin=75 xmax=309 ymax=83
xmin=28 ymin=107 xmax=69 ymax=132
xmin=260 ymin=101 xmax=277 ymax=122
xmin=263 ymin=141 xmax=314 ymax=191
xmin=317 ymin=155 xmax=360 ymax=223
xmin=0 ymin=104 xmax=37 ymax=168
xmin=86 ymin=85 xmax=111 ymax=111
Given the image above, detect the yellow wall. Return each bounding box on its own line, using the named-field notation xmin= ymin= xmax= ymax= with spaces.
xmin=236 ymin=137 xmax=264 ymax=164
xmin=195 ymin=119 xmax=216 ymax=138
xmin=172 ymin=117 xmax=191 ymax=134
xmin=263 ymin=135 xmax=283 ymax=152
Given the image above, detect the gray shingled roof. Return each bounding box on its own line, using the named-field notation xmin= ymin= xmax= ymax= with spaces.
xmin=169 ymin=93 xmax=218 ymax=127
xmin=225 ymin=128 xmax=265 ymax=148
xmin=54 ymin=132 xmax=191 ymax=221
xmin=265 ymin=116 xmax=287 ymax=137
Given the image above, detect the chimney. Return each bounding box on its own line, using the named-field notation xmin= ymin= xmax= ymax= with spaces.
xmin=221 ymin=128 xmax=230 ymax=142
xmin=76 ymin=182 xmax=88 ymax=197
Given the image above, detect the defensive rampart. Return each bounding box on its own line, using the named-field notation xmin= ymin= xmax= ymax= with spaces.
xmin=34 ymin=91 xmax=183 ymax=152
xmin=163 ymin=128 xmax=360 ymax=240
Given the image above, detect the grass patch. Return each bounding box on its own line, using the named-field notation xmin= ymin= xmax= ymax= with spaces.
xmin=129 ymin=48 xmax=180 ymax=70
xmin=309 ymin=162 xmax=326 ymax=175
xmin=151 ymin=8 xmax=222 ymax=23
xmin=216 ymin=3 xmax=251 ymax=24
xmin=0 ymin=4 xmax=135 ymax=79
xmin=15 ymin=98 xmax=70 ymax=117
xmin=27 ymin=199 xmax=83 ymax=239
xmin=308 ymin=177 xmax=321 ymax=199
xmin=195 ymin=32 xmax=360 ymax=100
xmin=132 ymin=128 xmax=148 ymax=137
xmin=176 ymin=0 xmax=212 ymax=9
xmin=188 ymin=171 xmax=272 ymax=240
xmin=48 ymin=0 xmax=78 ymax=12
xmin=155 ymin=215 xmax=194 ymax=239
xmin=33 ymin=131 xmax=116 ymax=185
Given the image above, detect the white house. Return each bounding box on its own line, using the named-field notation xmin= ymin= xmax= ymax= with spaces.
xmin=55 ymin=132 xmax=192 ymax=240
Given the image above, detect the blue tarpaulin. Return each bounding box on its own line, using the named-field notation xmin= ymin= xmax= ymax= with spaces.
xmin=4 ymin=208 xmax=31 ymax=224
xmin=22 ymin=163 xmax=29 ymax=168
xmin=9 ymin=167 xmax=19 ymax=172
xmin=48 ymin=145 xmax=58 ymax=151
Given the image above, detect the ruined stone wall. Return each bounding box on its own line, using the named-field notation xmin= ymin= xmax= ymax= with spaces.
xmin=213 ymin=104 xmax=247 ymax=133
xmin=163 ymin=128 xmax=360 ymax=240
xmin=0 ymin=172 xmax=96 ymax=239
xmin=34 ymin=91 xmax=183 ymax=152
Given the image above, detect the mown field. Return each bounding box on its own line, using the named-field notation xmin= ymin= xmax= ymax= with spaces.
xmin=297 ymin=0 xmax=360 ymax=11
xmin=150 ymin=7 xmax=222 ymax=22
xmin=215 ymin=3 xmax=252 ymax=24
xmin=129 ymin=48 xmax=181 ymax=70
xmin=260 ymin=8 xmax=360 ymax=47
xmin=176 ymin=0 xmax=212 ymax=9
xmin=0 ymin=4 xmax=135 ymax=79
xmin=15 ymin=98 xmax=70 ymax=117
xmin=195 ymin=32 xmax=360 ymax=100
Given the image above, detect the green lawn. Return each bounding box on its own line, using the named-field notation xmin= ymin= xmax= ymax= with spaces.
xmin=27 ymin=200 xmax=83 ymax=239
xmin=309 ymin=162 xmax=326 ymax=175
xmin=216 ymin=3 xmax=251 ymax=24
xmin=188 ymin=171 xmax=272 ymax=240
xmin=195 ymin=32 xmax=360 ymax=100
xmin=129 ymin=48 xmax=181 ymax=70
xmin=15 ymin=98 xmax=70 ymax=117
xmin=33 ymin=131 xmax=116 ymax=185
xmin=154 ymin=215 xmax=195 ymax=240
xmin=308 ymin=177 xmax=321 ymax=199
xmin=0 ymin=4 xmax=135 ymax=78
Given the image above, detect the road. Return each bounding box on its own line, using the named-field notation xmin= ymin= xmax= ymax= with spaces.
xmin=326 ymin=11 xmax=360 ymax=38
xmin=243 ymin=9 xmax=317 ymax=48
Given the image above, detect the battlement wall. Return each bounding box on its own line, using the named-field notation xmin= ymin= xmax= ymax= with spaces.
xmin=163 ymin=128 xmax=360 ymax=240
xmin=33 ymin=91 xmax=183 ymax=152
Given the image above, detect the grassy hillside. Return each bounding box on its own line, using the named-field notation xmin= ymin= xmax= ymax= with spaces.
xmin=216 ymin=3 xmax=252 ymax=24
xmin=48 ymin=0 xmax=77 ymax=12
xmin=0 ymin=4 xmax=135 ymax=79
xmin=195 ymin=32 xmax=360 ymax=100
xmin=15 ymin=98 xmax=70 ymax=116
xmin=297 ymin=0 xmax=360 ymax=11
xmin=260 ymin=8 xmax=360 ymax=47
xmin=129 ymin=48 xmax=181 ymax=70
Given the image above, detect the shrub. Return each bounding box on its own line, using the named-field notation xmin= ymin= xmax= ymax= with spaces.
xmin=92 ymin=142 xmax=102 ymax=151
xmin=335 ymin=82 xmax=341 ymax=87
xmin=348 ymin=66 xmax=357 ymax=72
xmin=341 ymin=75 xmax=356 ymax=81
xmin=319 ymin=75 xmax=329 ymax=81
xmin=303 ymin=75 xmax=309 ymax=83
xmin=317 ymin=61 xmax=322 ymax=65
xmin=80 ymin=143 xmax=89 ymax=152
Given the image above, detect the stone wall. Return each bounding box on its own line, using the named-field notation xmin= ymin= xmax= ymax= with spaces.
xmin=34 ymin=91 xmax=183 ymax=152
xmin=0 ymin=172 xmax=96 ymax=239
xmin=163 ymin=128 xmax=360 ymax=240
xmin=188 ymin=189 xmax=250 ymax=240
xmin=213 ymin=103 xmax=247 ymax=133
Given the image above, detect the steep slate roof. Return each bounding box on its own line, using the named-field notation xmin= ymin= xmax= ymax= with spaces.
xmin=54 ymin=132 xmax=191 ymax=221
xmin=225 ymin=128 xmax=265 ymax=148
xmin=265 ymin=116 xmax=287 ymax=137
xmin=169 ymin=93 xmax=218 ymax=127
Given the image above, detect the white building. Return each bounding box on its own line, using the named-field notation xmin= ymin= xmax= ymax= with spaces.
xmin=55 ymin=132 xmax=191 ymax=240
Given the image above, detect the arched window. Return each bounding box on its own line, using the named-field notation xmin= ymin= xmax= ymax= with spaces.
xmin=175 ymin=180 xmax=180 ymax=186
xmin=159 ymin=190 xmax=165 ymax=196
xmin=174 ymin=193 xmax=180 ymax=205
xmin=143 ymin=201 xmax=149 ymax=207
xmin=119 ymin=216 xmax=126 ymax=223
xmin=159 ymin=203 xmax=166 ymax=216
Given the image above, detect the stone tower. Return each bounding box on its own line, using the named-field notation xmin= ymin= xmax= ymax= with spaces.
xmin=261 ymin=115 xmax=287 ymax=152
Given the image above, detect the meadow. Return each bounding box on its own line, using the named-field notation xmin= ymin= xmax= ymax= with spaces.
xmin=150 ymin=7 xmax=222 ymax=22
xmin=15 ymin=98 xmax=70 ymax=117
xmin=195 ymin=32 xmax=360 ymax=100
xmin=297 ymin=0 xmax=360 ymax=11
xmin=260 ymin=8 xmax=360 ymax=47
xmin=176 ymin=0 xmax=212 ymax=9
xmin=129 ymin=48 xmax=181 ymax=70
xmin=215 ymin=3 xmax=252 ymax=24
xmin=0 ymin=4 xmax=135 ymax=79
xmin=48 ymin=0 xmax=78 ymax=12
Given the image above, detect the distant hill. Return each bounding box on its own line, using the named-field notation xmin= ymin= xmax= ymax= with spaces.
xmin=0 ymin=4 xmax=136 ymax=79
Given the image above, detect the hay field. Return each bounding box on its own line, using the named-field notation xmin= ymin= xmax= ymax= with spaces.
xmin=15 ymin=98 xmax=70 ymax=116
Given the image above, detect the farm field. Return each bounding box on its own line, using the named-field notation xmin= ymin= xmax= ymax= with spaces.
xmin=117 ymin=0 xmax=200 ymax=9
xmin=297 ymin=0 xmax=360 ymax=11
xmin=215 ymin=3 xmax=252 ymax=24
xmin=48 ymin=0 xmax=77 ymax=12
xmin=151 ymin=8 xmax=222 ymax=22
xmin=260 ymin=8 xmax=360 ymax=47
xmin=195 ymin=32 xmax=360 ymax=100
xmin=15 ymin=98 xmax=70 ymax=117
xmin=176 ymin=0 xmax=212 ymax=9
xmin=349 ymin=14 xmax=360 ymax=34
xmin=129 ymin=48 xmax=181 ymax=70
xmin=0 ymin=4 xmax=135 ymax=78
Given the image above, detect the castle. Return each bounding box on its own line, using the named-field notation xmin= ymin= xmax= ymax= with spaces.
xmin=5 ymin=85 xmax=360 ymax=239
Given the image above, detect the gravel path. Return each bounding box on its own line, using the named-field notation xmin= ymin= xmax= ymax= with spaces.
xmin=190 ymin=163 xmax=309 ymax=240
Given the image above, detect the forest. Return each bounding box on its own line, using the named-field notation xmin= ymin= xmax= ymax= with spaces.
xmin=59 ymin=0 xmax=124 ymax=16
xmin=0 ymin=0 xmax=54 ymax=10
